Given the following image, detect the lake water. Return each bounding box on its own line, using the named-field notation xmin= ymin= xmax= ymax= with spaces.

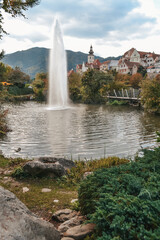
xmin=1 ymin=102 xmax=160 ymax=160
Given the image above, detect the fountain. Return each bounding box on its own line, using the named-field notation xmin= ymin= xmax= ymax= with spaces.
xmin=48 ymin=18 xmax=69 ymax=110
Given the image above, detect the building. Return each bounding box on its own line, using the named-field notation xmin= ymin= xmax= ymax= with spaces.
xmin=118 ymin=48 xmax=160 ymax=75
xmin=118 ymin=59 xmax=140 ymax=75
xmin=76 ymin=45 xmax=101 ymax=74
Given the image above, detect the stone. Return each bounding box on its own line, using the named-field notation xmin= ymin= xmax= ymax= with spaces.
xmin=38 ymin=157 xmax=75 ymax=169
xmin=61 ymin=238 xmax=74 ymax=240
xmin=58 ymin=216 xmax=85 ymax=233
xmin=71 ymin=199 xmax=78 ymax=204
xmin=83 ymin=172 xmax=93 ymax=179
xmin=0 ymin=186 xmax=61 ymax=240
xmin=3 ymin=177 xmax=8 ymax=180
xmin=23 ymin=187 xmax=29 ymax=193
xmin=41 ymin=188 xmax=52 ymax=193
xmin=23 ymin=157 xmax=75 ymax=178
xmin=63 ymin=223 xmax=96 ymax=240
xmin=53 ymin=199 xmax=59 ymax=203
xmin=52 ymin=209 xmax=78 ymax=222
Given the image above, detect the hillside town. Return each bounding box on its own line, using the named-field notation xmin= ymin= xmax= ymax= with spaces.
xmin=75 ymin=45 xmax=160 ymax=78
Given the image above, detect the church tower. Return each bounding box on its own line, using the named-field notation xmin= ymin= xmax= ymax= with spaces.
xmin=88 ymin=45 xmax=94 ymax=64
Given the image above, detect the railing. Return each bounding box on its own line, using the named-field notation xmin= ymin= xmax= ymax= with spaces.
xmin=107 ymin=88 xmax=141 ymax=102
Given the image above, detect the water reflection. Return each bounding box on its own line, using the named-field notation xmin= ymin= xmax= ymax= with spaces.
xmin=0 ymin=102 xmax=160 ymax=159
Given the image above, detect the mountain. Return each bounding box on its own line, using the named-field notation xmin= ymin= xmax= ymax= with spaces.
xmin=2 ymin=47 xmax=121 ymax=79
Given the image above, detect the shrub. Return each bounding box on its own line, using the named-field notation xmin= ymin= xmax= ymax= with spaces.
xmin=66 ymin=157 xmax=129 ymax=185
xmin=78 ymin=147 xmax=160 ymax=239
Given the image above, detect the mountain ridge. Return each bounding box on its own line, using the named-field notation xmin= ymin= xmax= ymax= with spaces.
xmin=2 ymin=47 xmax=121 ymax=79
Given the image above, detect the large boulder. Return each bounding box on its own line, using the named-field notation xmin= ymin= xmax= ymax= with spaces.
xmin=0 ymin=186 xmax=61 ymax=240
xmin=23 ymin=157 xmax=75 ymax=178
xmin=63 ymin=224 xmax=96 ymax=240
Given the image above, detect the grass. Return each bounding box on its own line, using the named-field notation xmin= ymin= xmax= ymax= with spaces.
xmin=0 ymin=154 xmax=129 ymax=221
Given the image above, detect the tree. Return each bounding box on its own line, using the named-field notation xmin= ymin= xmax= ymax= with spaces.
xmin=130 ymin=73 xmax=143 ymax=88
xmin=141 ymin=78 xmax=160 ymax=113
xmin=8 ymin=66 xmax=30 ymax=86
xmin=137 ymin=65 xmax=147 ymax=77
xmin=68 ymin=72 xmax=82 ymax=102
xmin=81 ymin=69 xmax=114 ymax=104
xmin=0 ymin=62 xmax=6 ymax=82
xmin=0 ymin=0 xmax=40 ymax=39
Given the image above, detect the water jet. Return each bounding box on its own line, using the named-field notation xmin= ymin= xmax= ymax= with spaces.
xmin=48 ymin=19 xmax=69 ymax=110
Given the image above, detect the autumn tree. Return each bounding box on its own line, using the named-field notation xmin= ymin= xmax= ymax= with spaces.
xmin=141 ymin=78 xmax=160 ymax=113
xmin=0 ymin=62 xmax=6 ymax=81
xmin=8 ymin=66 xmax=30 ymax=86
xmin=0 ymin=0 xmax=40 ymax=39
xmin=130 ymin=73 xmax=143 ymax=88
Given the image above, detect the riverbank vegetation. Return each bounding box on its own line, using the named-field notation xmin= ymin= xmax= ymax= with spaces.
xmin=0 ymin=58 xmax=160 ymax=113
xmin=0 ymin=145 xmax=160 ymax=239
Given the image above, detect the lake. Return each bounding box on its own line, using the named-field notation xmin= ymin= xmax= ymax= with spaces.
xmin=1 ymin=102 xmax=160 ymax=160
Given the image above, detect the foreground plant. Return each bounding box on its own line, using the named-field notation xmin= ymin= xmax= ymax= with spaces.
xmin=78 ymin=147 xmax=160 ymax=239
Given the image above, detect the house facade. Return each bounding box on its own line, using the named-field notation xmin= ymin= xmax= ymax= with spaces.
xmin=118 ymin=47 xmax=160 ymax=75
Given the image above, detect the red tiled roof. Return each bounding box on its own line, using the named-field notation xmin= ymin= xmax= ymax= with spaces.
xmin=123 ymin=48 xmax=135 ymax=57
xmin=67 ymin=69 xmax=74 ymax=77
xmin=100 ymin=60 xmax=110 ymax=65
xmin=147 ymin=66 xmax=154 ymax=69
xmin=93 ymin=59 xmax=101 ymax=66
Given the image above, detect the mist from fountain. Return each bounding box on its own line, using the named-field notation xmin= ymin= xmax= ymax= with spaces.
xmin=48 ymin=19 xmax=69 ymax=110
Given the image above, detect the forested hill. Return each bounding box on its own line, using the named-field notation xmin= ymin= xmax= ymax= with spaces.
xmin=2 ymin=47 xmax=121 ymax=79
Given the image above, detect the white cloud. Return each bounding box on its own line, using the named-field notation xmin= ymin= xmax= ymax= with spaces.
xmin=1 ymin=0 xmax=160 ymax=57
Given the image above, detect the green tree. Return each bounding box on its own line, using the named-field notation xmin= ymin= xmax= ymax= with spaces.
xmin=141 ymin=78 xmax=160 ymax=113
xmin=137 ymin=65 xmax=147 ymax=77
xmin=32 ymin=72 xmax=48 ymax=101
xmin=0 ymin=0 xmax=40 ymax=39
xmin=81 ymin=69 xmax=114 ymax=104
xmin=68 ymin=72 xmax=82 ymax=102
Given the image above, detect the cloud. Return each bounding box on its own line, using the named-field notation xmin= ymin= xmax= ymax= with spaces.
xmin=1 ymin=0 xmax=160 ymax=56
xmin=24 ymin=0 xmax=157 ymax=43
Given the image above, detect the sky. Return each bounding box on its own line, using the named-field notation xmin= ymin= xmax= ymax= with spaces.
xmin=1 ymin=0 xmax=160 ymax=58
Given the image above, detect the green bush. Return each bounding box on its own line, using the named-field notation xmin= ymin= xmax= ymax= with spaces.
xmin=78 ymin=147 xmax=160 ymax=239
xmin=8 ymin=85 xmax=33 ymax=96
xmin=12 ymin=166 xmax=29 ymax=179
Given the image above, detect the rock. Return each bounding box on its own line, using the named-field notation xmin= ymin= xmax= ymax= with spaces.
xmin=38 ymin=157 xmax=75 ymax=169
xmin=58 ymin=216 xmax=86 ymax=233
xmin=23 ymin=187 xmax=29 ymax=193
xmin=23 ymin=157 xmax=75 ymax=178
xmin=63 ymin=223 xmax=95 ymax=240
xmin=83 ymin=172 xmax=93 ymax=179
xmin=52 ymin=209 xmax=78 ymax=222
xmin=41 ymin=188 xmax=52 ymax=193
xmin=3 ymin=177 xmax=8 ymax=180
xmin=61 ymin=238 xmax=74 ymax=240
xmin=71 ymin=199 xmax=78 ymax=204
xmin=0 ymin=186 xmax=61 ymax=240
xmin=53 ymin=199 xmax=59 ymax=203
